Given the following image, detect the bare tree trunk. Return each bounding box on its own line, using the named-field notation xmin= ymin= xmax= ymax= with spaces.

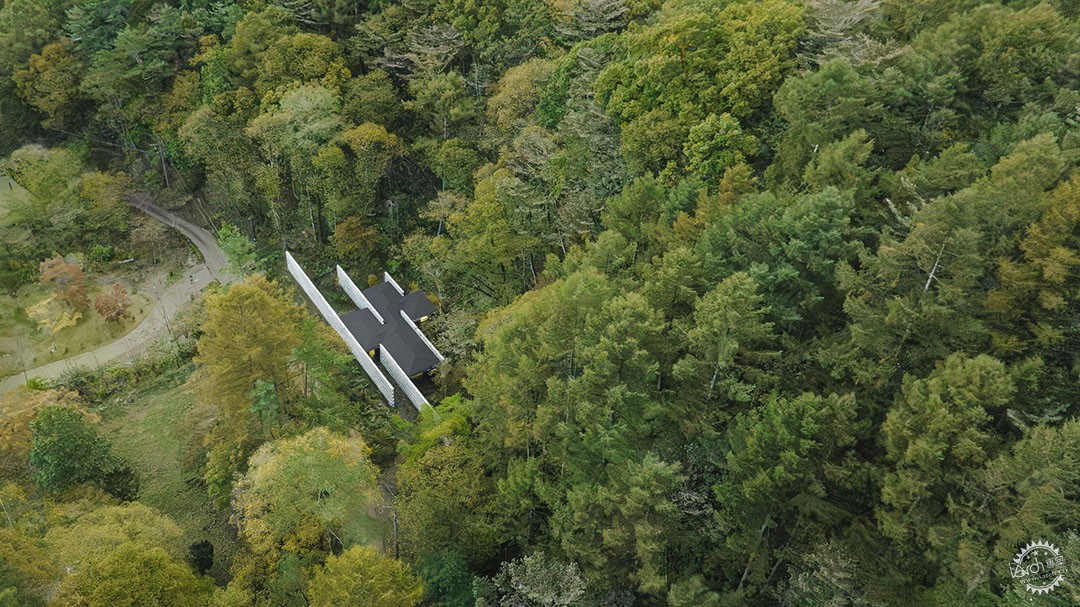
xmin=924 ymin=239 xmax=948 ymax=292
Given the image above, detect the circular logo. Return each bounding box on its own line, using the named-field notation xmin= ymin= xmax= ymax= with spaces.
xmin=1011 ymin=540 xmax=1067 ymax=594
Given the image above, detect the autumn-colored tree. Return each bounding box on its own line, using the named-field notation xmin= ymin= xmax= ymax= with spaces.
xmin=44 ymin=503 xmax=185 ymax=574
xmin=0 ymin=527 xmax=53 ymax=607
xmin=0 ymin=388 xmax=80 ymax=481
xmin=195 ymin=273 xmax=303 ymax=416
xmin=307 ymin=545 xmax=424 ymax=607
xmin=12 ymin=38 xmax=86 ymax=130
xmin=44 ymin=504 xmax=209 ymax=607
xmin=93 ymin=283 xmax=131 ymax=323
xmin=38 ymin=255 xmax=88 ymax=310
xmin=332 ymin=215 xmax=379 ymax=263
xmin=25 ymin=296 xmax=81 ymax=352
xmin=68 ymin=542 xmax=214 ymax=607
xmin=195 ymin=274 xmax=303 ymax=503
xmin=231 ymin=428 xmax=380 ymax=557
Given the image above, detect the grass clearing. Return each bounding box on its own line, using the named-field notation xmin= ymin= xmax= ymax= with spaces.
xmin=0 ymin=175 xmax=30 ymax=222
xmin=100 ymin=364 xmax=236 ymax=583
xmin=0 ymin=284 xmax=152 ymax=377
xmin=0 ymin=175 xmax=33 ymax=254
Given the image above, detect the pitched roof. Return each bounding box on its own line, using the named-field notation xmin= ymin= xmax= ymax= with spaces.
xmin=339 ymin=279 xmax=440 ymax=376
xmin=340 ymin=308 xmax=381 ymax=351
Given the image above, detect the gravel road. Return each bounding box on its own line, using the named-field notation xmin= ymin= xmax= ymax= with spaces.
xmin=0 ymin=196 xmax=234 ymax=394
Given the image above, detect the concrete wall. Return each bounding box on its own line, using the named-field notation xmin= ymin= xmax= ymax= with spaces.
xmin=381 ymin=348 xmax=429 ymax=411
xmin=384 ymin=271 xmax=405 ymax=296
xmin=287 ymin=252 xmax=395 ymax=405
xmin=400 ymin=309 xmax=444 ymax=363
xmin=336 ymin=265 xmax=384 ymax=323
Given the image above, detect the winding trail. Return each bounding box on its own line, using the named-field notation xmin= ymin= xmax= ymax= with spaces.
xmin=0 ymin=195 xmax=234 ymax=394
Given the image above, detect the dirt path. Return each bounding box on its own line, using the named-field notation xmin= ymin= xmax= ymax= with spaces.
xmin=0 ymin=196 xmax=234 ymax=394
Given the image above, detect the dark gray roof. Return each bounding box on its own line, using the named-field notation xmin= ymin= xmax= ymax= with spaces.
xmin=401 ymin=290 xmax=438 ymax=320
xmin=340 ymin=308 xmax=381 ymax=351
xmin=339 ymin=281 xmax=440 ymax=376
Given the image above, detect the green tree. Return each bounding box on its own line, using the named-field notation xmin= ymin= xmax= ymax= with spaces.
xmin=431 ymin=0 xmax=555 ymax=70
xmin=486 ymin=58 xmax=555 ymax=139
xmin=467 ymin=269 xmax=680 ymax=591
xmin=255 ymin=32 xmax=349 ymax=97
xmin=27 ymin=405 xmax=113 ymax=493
xmin=475 ymin=553 xmax=588 ymax=607
xmin=332 ymin=216 xmax=379 ymax=263
xmin=0 ymin=0 xmax=69 ymax=75
xmin=986 ymin=175 xmax=1080 ymax=350
xmin=0 ymin=388 xmax=80 ymax=482
xmin=433 ymin=138 xmax=481 ymax=195
xmin=178 ymin=107 xmax=264 ymax=225
xmin=217 ymin=223 xmax=256 ymax=275
xmin=667 ymin=575 xmax=721 ymax=607
xmin=552 ymin=453 xmax=682 ymax=593
xmin=406 ymin=71 xmax=481 ymax=139
xmin=977 ymin=420 xmax=1080 ymax=577
xmin=397 ymin=443 xmax=497 ymax=562
xmin=879 ymin=354 xmax=1013 ymax=567
xmin=683 ymin=113 xmax=758 ymax=185
xmin=64 ymin=0 xmax=134 ymax=57
xmin=596 ymin=0 xmax=803 ymax=174
xmin=339 ymin=122 xmax=406 ymax=215
xmin=220 ymin=7 xmax=297 ymax=87
xmin=602 ymin=175 xmax=668 ymax=258
xmin=246 ymin=84 xmax=343 ymax=242
xmin=715 ymin=392 xmax=859 ymax=592
xmin=672 ymin=272 xmax=774 ymax=406
xmin=415 ymin=552 xmax=474 ymax=607
xmin=0 ymin=0 xmax=71 ymax=151
xmin=341 ymin=69 xmax=402 ymax=128
xmin=692 ymin=187 xmax=868 ymax=343
xmin=80 ymin=4 xmax=200 ymax=133
xmin=834 ymin=135 xmax=1066 ymax=393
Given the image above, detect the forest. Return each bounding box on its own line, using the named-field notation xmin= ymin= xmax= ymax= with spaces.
xmin=1 ymin=0 xmax=1080 ymax=605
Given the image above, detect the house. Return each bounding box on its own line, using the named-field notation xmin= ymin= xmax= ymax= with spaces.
xmin=285 ymin=251 xmax=443 ymax=410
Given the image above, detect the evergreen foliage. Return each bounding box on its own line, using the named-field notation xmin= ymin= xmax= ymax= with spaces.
xmin=1 ymin=0 xmax=1079 ymax=605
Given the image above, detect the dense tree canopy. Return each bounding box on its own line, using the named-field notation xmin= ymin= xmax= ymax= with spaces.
xmin=1 ymin=0 xmax=1080 ymax=605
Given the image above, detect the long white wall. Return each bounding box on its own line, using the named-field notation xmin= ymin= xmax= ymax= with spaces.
xmin=381 ymin=348 xmax=429 ymax=410
xmin=336 ymin=266 xmax=384 ymax=323
xmin=400 ymin=309 xmax=444 ymax=362
xmin=384 ymin=271 xmax=405 ymax=296
xmin=286 ymin=252 xmax=395 ymax=405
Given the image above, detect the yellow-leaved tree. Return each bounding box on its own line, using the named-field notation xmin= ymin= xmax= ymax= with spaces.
xmin=193 ymin=273 xmax=302 ymax=505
